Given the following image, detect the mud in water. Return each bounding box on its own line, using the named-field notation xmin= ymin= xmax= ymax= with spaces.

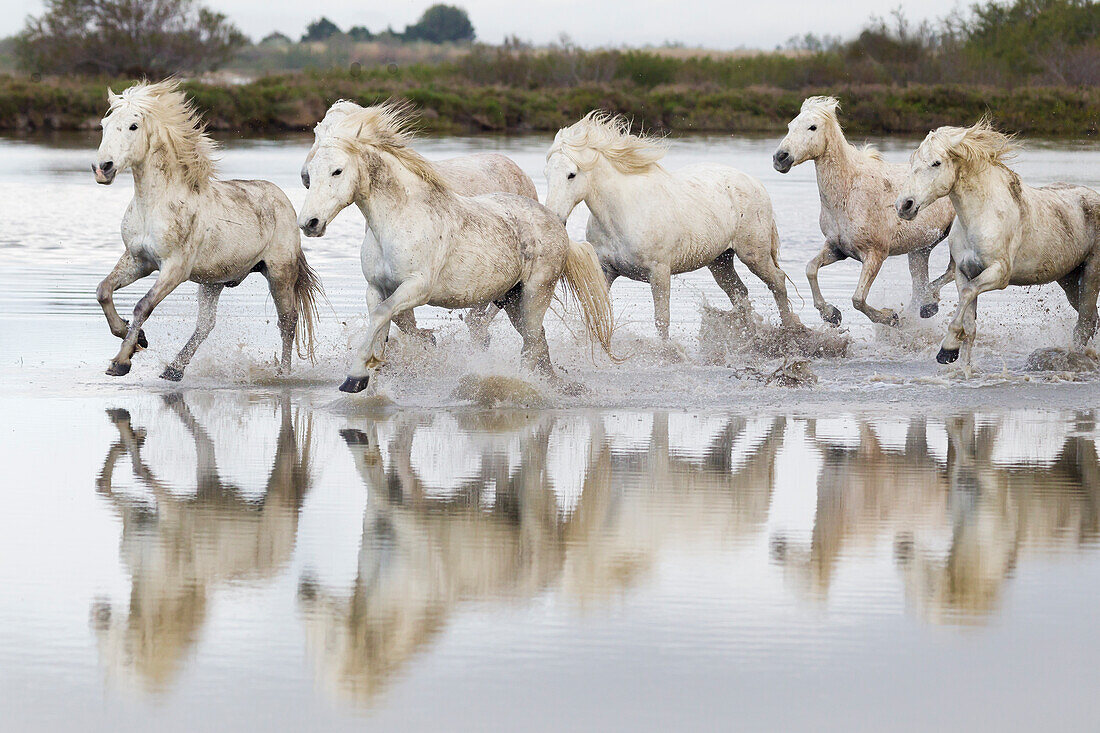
xmin=1024 ymin=346 xmax=1100 ymax=373
xmin=451 ymin=373 xmax=548 ymax=408
xmin=697 ymin=300 xmax=851 ymax=363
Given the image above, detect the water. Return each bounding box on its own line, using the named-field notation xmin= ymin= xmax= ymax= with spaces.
xmin=1 ymin=132 xmax=1099 ymax=730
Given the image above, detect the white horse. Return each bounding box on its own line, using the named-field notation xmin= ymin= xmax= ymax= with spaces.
xmin=302 ymin=100 xmax=538 ymax=342
xmin=93 ymin=80 xmax=321 ymax=380
xmin=297 ymin=102 xmax=615 ymax=393
xmin=774 ymin=96 xmax=955 ymax=326
xmin=545 ymin=111 xmax=801 ymax=339
xmin=897 ymin=119 xmax=1100 ymax=364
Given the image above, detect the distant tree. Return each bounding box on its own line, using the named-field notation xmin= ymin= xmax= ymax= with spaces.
xmin=15 ymin=0 xmax=247 ymax=77
xmin=403 ymin=4 xmax=475 ymax=43
xmin=347 ymin=25 xmax=374 ymax=42
xmin=260 ymin=31 xmax=292 ymax=45
xmin=301 ymin=17 xmax=341 ymax=42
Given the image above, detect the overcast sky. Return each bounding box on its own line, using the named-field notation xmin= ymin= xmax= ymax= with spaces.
xmin=2 ymin=0 xmax=966 ymax=49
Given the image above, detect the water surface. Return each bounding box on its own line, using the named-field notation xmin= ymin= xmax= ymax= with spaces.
xmin=1 ymin=133 xmax=1099 ymax=731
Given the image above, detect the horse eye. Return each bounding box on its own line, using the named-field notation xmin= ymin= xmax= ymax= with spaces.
xmin=129 ymin=123 xmax=138 ymax=131
xmin=809 ymin=125 xmax=817 ymax=131
xmin=332 ymin=168 xmax=343 ymax=177
xmin=931 ymin=160 xmax=941 ymax=167
xmin=567 ymin=172 xmax=576 ymax=180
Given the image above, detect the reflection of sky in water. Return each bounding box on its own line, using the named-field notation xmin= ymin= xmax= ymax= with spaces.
xmin=1 ymin=391 xmax=1098 ymax=729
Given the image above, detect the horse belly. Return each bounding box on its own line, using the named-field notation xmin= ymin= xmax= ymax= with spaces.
xmin=429 ymin=244 xmax=523 ymax=309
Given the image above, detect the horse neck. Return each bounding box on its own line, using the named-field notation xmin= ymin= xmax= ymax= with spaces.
xmin=356 ymin=152 xmax=455 ymax=236
xmin=584 ymin=160 xmax=668 ymax=233
xmin=948 ymin=164 xmax=1014 ymax=230
xmin=131 ymin=143 xmax=197 ymax=203
xmin=813 ymin=123 xmax=861 ymax=207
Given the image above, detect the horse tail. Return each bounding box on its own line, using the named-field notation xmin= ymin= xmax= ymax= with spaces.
xmin=560 ymin=239 xmax=620 ymax=362
xmin=770 ymin=219 xmax=803 ymax=303
xmin=293 ymin=249 xmax=324 ymax=362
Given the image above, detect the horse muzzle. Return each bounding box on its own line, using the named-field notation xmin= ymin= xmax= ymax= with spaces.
xmin=92 ymin=162 xmax=116 ymax=185
xmin=772 ymin=150 xmax=793 ymax=174
xmin=299 ymin=216 xmax=327 ymax=238
xmin=896 ymin=196 xmax=920 ymax=221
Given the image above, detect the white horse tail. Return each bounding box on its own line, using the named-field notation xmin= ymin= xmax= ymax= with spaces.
xmin=560 ymin=239 xmax=619 ymax=361
xmin=294 ymin=249 xmax=324 ymax=362
xmin=770 ymin=220 xmax=802 ymax=302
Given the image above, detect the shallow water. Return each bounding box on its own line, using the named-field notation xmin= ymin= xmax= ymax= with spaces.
xmin=1 ymin=133 xmax=1100 ymax=730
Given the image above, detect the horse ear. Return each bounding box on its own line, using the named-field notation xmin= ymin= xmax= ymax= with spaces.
xmin=107 ymin=87 xmax=119 ymax=105
xmin=944 ymin=127 xmax=968 ymax=150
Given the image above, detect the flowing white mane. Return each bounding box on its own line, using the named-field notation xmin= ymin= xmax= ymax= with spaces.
xmin=548 ymin=111 xmax=667 ymax=174
xmin=799 ymin=95 xmax=883 ymax=162
xmin=313 ymin=99 xmax=364 ymax=137
xmin=322 ymin=100 xmax=450 ymax=191
xmin=921 ymin=117 xmax=1019 ymax=171
xmin=108 ymin=79 xmax=217 ymax=188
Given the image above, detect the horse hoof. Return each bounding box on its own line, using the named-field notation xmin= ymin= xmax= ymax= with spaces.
xmin=920 ymin=303 xmax=939 ymax=319
xmin=936 ymin=347 xmax=960 ymax=364
xmin=821 ymin=306 xmax=842 ymax=326
xmin=106 ymin=361 xmax=131 ymax=377
xmin=339 ymin=428 xmax=370 ymax=446
xmin=159 ymin=366 xmax=184 ymax=382
xmin=339 ymin=375 xmax=370 ymax=393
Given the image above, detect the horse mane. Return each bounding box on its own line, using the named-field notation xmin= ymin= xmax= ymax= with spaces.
xmin=108 ymin=79 xmax=217 ymax=188
xmin=548 ymin=111 xmax=667 ymax=174
xmin=324 ymin=101 xmax=450 ymax=192
xmin=923 ymin=117 xmax=1019 ymax=171
xmin=314 ymin=99 xmax=363 ymax=137
xmin=799 ymin=95 xmax=884 ymax=162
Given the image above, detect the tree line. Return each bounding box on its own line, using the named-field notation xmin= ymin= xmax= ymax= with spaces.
xmin=9 ymin=0 xmax=1100 ymax=88
xmin=14 ymin=0 xmax=475 ymax=78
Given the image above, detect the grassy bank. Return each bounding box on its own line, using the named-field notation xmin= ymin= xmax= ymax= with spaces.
xmin=2 ymin=71 xmax=1098 ymax=137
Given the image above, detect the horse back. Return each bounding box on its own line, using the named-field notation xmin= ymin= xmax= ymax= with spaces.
xmin=437 ymin=154 xmax=537 ymax=200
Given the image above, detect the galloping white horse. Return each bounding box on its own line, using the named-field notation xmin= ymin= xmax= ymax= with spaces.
xmin=93 ymin=80 xmax=321 ymax=380
xmin=897 ymin=119 xmax=1100 ymax=364
xmin=774 ymin=96 xmax=955 ymax=326
xmin=545 ymin=111 xmax=801 ymax=339
xmin=302 ymin=100 xmax=538 ymax=342
xmin=297 ymin=102 xmax=614 ymax=393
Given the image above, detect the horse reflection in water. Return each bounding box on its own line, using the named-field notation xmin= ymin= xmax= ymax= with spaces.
xmin=771 ymin=414 xmax=1100 ymax=623
xmin=898 ymin=413 xmax=1100 ymax=623
xmin=298 ymin=412 xmax=786 ymax=703
xmin=91 ymin=393 xmax=313 ymax=689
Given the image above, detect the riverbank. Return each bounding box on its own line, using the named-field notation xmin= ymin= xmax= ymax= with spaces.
xmin=2 ymin=71 xmax=1099 ymax=137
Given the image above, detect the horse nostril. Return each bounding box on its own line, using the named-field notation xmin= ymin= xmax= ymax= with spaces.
xmin=901 ymin=198 xmax=914 ymax=211
xmin=101 ymin=160 xmax=114 ymax=172
xmin=307 ymin=218 xmax=319 ymax=229
xmin=775 ymin=150 xmax=789 ymax=161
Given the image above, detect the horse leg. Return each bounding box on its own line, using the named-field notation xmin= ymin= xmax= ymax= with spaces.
xmin=648 ymin=263 xmax=672 ymax=340
xmin=343 ymin=277 xmax=430 ymax=393
xmin=465 ymin=303 xmax=499 ymax=349
xmin=851 ymin=250 xmax=898 ymax=326
xmin=907 ymin=246 xmax=937 ymax=317
xmin=502 ymin=276 xmax=556 ymax=380
xmin=937 ymin=262 xmax=1009 ymax=364
xmin=268 ymin=272 xmax=298 ymax=373
xmin=806 ymin=242 xmax=845 ymax=325
xmin=392 ymin=310 xmax=436 ymax=344
xmin=929 ymin=254 xmax=957 ymax=308
xmin=97 ymin=252 xmax=154 ymax=347
xmin=160 ymin=283 xmax=223 ymax=382
xmin=739 ymin=246 xmax=803 ymax=329
xmin=707 ymin=250 xmax=750 ymax=309
xmin=106 ymin=262 xmax=189 ymax=376
xmin=1071 ymin=257 xmax=1100 ymax=347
